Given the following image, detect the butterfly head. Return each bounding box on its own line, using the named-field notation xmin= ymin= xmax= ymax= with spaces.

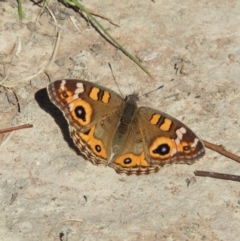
xmin=125 ymin=92 xmax=139 ymax=103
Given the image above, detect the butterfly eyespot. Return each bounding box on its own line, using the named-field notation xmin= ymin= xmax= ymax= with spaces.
xmin=62 ymin=91 xmax=68 ymax=98
xmin=153 ymin=143 xmax=170 ymax=156
xmin=124 ymin=158 xmax=132 ymax=164
xmin=183 ymin=146 xmax=190 ymax=151
xmin=83 ymin=129 xmax=90 ymax=135
xmin=75 ymin=106 xmax=86 ymax=121
xmin=95 ymin=145 xmax=101 ymax=153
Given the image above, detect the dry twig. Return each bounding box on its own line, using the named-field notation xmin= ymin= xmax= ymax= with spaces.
xmin=0 ymin=124 xmax=33 ymax=134
xmin=203 ymin=139 xmax=240 ymax=163
xmin=195 ymin=170 xmax=240 ymax=182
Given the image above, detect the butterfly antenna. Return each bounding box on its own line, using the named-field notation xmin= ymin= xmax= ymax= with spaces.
xmin=140 ymin=85 xmax=164 ymax=97
xmin=108 ymin=63 xmax=124 ymax=97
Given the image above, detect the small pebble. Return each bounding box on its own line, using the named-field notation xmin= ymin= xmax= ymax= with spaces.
xmin=55 ymin=58 xmax=65 ymax=67
xmin=26 ymin=22 xmax=37 ymax=32
xmin=90 ymin=44 xmax=102 ymax=52
xmin=136 ymin=51 xmax=161 ymax=62
xmin=228 ymin=54 xmax=236 ymax=62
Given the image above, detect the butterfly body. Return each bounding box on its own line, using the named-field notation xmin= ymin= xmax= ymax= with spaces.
xmin=47 ymin=79 xmax=205 ymax=175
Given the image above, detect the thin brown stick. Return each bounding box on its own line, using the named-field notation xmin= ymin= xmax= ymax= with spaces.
xmin=202 ymin=139 xmax=240 ymax=163
xmin=86 ymin=7 xmax=120 ymax=27
xmin=0 ymin=124 xmax=33 ymax=134
xmin=195 ymin=170 xmax=240 ymax=182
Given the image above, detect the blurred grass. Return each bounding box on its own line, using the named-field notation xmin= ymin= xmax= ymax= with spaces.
xmin=16 ymin=0 xmax=154 ymax=79
xmin=17 ymin=0 xmax=23 ymax=21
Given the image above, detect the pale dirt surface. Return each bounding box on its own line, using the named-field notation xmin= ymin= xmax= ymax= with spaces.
xmin=1 ymin=1 xmax=240 ymax=240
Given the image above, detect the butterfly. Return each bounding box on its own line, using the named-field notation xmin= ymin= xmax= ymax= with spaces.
xmin=47 ymin=79 xmax=205 ymax=175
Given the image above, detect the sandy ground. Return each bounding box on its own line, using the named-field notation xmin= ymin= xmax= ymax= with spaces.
xmin=1 ymin=0 xmax=240 ymax=240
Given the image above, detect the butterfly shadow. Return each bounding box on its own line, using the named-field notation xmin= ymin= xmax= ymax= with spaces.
xmin=35 ymin=88 xmax=81 ymax=156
